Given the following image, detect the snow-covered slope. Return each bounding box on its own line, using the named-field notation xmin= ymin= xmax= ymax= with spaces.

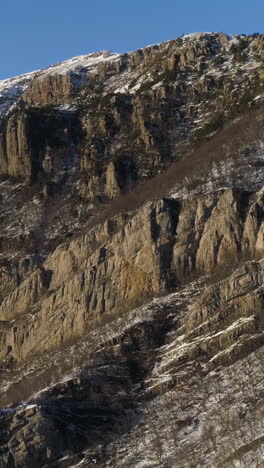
xmin=0 ymin=31 xmax=262 ymax=116
xmin=0 ymin=50 xmax=120 ymax=115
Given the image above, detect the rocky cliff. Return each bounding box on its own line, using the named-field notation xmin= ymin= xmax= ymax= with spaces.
xmin=0 ymin=32 xmax=264 ymax=468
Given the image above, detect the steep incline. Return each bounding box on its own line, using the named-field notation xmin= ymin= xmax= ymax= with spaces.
xmin=0 ymin=33 xmax=264 ymax=467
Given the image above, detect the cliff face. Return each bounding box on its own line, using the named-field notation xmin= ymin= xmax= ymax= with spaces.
xmin=1 ymin=33 xmax=264 ymax=195
xmin=0 ymin=187 xmax=263 ymax=366
xmin=0 ymin=32 xmax=264 ymax=468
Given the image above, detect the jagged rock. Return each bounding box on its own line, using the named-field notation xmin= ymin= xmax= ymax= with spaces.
xmin=0 ymin=186 xmax=263 ymax=365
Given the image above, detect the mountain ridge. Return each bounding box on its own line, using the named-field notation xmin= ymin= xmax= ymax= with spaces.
xmin=0 ymin=32 xmax=252 ymax=116
xmin=0 ymin=31 xmax=264 ymax=467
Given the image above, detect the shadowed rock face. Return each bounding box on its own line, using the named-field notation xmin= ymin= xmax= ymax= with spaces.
xmin=1 ymin=33 xmax=264 ymax=467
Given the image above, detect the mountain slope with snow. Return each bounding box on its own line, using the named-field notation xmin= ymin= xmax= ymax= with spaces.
xmin=0 ymin=32 xmax=264 ymax=467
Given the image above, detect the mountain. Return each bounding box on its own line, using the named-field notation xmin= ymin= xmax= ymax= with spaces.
xmin=0 ymin=32 xmax=264 ymax=467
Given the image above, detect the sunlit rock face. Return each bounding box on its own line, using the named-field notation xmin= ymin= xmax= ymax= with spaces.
xmin=1 ymin=33 xmax=264 ymax=467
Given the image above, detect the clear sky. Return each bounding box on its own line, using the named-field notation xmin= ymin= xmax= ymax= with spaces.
xmin=0 ymin=0 xmax=263 ymax=80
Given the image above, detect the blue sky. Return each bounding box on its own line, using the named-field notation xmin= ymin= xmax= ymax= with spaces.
xmin=0 ymin=0 xmax=263 ymax=79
